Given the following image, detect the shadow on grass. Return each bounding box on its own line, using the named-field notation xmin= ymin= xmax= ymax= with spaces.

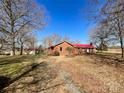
xmin=0 ymin=55 xmax=35 ymax=65
xmin=0 ymin=62 xmax=48 ymax=93
xmin=91 ymin=54 xmax=124 ymax=68
xmin=0 ymin=76 xmax=10 ymax=90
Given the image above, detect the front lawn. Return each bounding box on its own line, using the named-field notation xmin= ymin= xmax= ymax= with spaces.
xmin=0 ymin=55 xmax=41 ymax=79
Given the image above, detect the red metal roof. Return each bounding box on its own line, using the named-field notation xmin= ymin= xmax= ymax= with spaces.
xmin=73 ymin=44 xmax=95 ymax=48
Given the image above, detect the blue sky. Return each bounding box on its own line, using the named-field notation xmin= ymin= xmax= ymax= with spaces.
xmin=36 ymin=0 xmax=94 ymax=44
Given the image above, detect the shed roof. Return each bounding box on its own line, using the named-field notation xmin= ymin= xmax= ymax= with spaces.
xmin=73 ymin=44 xmax=95 ymax=49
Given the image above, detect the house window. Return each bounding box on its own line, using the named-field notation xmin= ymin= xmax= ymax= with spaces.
xmin=60 ymin=47 xmax=62 ymax=51
xmin=51 ymin=47 xmax=54 ymax=50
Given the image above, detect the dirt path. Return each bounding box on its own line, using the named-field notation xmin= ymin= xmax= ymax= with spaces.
xmin=48 ymin=55 xmax=124 ymax=93
xmin=3 ymin=55 xmax=124 ymax=93
xmin=58 ymin=70 xmax=85 ymax=93
xmin=3 ymin=57 xmax=86 ymax=93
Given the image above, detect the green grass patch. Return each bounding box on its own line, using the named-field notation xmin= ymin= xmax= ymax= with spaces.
xmin=0 ymin=54 xmax=42 ymax=79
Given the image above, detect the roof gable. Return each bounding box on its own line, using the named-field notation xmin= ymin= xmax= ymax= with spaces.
xmin=53 ymin=41 xmax=74 ymax=47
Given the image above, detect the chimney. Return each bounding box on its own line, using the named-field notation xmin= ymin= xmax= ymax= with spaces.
xmin=90 ymin=42 xmax=93 ymax=46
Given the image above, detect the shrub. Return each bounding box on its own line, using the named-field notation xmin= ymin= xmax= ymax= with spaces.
xmin=53 ymin=51 xmax=60 ymax=56
xmin=66 ymin=47 xmax=73 ymax=56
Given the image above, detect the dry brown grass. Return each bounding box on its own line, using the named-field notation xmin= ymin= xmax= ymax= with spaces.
xmin=49 ymin=55 xmax=124 ymax=93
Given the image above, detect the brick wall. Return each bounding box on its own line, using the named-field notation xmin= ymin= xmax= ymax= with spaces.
xmin=49 ymin=41 xmax=95 ymax=56
xmin=53 ymin=42 xmax=74 ymax=56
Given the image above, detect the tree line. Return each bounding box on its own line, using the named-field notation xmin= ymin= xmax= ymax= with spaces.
xmin=89 ymin=0 xmax=124 ymax=58
xmin=0 ymin=0 xmax=46 ymax=55
xmin=42 ymin=33 xmax=81 ymax=48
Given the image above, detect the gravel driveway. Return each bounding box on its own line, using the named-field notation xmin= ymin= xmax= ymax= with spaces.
xmin=3 ymin=55 xmax=124 ymax=93
xmin=3 ymin=57 xmax=86 ymax=93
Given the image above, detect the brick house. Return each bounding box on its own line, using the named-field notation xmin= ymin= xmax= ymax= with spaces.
xmin=48 ymin=41 xmax=95 ymax=56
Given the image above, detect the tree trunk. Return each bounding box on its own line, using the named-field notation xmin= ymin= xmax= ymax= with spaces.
xmin=120 ymin=36 xmax=124 ymax=58
xmin=117 ymin=18 xmax=124 ymax=58
xmin=20 ymin=43 xmax=23 ymax=55
xmin=12 ymin=37 xmax=15 ymax=55
xmin=100 ymin=38 xmax=104 ymax=52
xmin=10 ymin=1 xmax=15 ymax=56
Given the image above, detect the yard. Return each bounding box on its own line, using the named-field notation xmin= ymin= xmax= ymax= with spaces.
xmin=47 ymin=54 xmax=124 ymax=93
xmin=0 ymin=54 xmax=45 ymax=91
xmin=1 ymin=53 xmax=124 ymax=93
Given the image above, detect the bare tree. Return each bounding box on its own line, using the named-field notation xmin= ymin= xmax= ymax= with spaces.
xmin=0 ymin=33 xmax=5 ymax=49
xmin=99 ymin=0 xmax=124 ymax=57
xmin=42 ymin=34 xmax=62 ymax=48
xmin=0 ymin=39 xmax=5 ymax=51
xmin=25 ymin=33 xmax=36 ymax=49
xmin=17 ymin=28 xmax=35 ymax=55
xmin=87 ymin=0 xmax=124 ymax=57
xmin=0 ymin=0 xmax=46 ymax=55
xmin=0 ymin=33 xmax=11 ymax=50
xmin=51 ymin=34 xmax=62 ymax=45
xmin=62 ymin=35 xmax=70 ymax=42
xmin=42 ymin=36 xmax=53 ymax=48
xmin=71 ymin=40 xmax=81 ymax=44
xmin=42 ymin=34 xmax=71 ymax=48
xmin=89 ymin=22 xmax=114 ymax=51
